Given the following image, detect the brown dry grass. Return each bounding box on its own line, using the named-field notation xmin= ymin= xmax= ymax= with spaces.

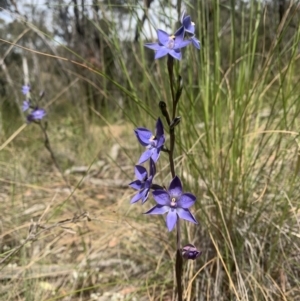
xmin=0 ymin=121 xmax=177 ymax=301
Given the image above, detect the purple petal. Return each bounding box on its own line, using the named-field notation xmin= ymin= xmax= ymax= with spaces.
xmin=177 ymin=193 xmax=196 ymax=209
xmin=156 ymin=135 xmax=165 ymax=149
xmin=182 ymin=15 xmax=191 ymax=27
xmin=166 ymin=209 xmax=178 ymax=231
xmin=145 ymin=205 xmax=169 ymax=215
xmin=141 ymin=189 xmax=150 ymax=203
xmin=134 ymin=165 xmax=148 ymax=181
xmin=138 ymin=149 xmax=153 ymax=164
xmin=174 ymin=26 xmax=185 ymax=40
xmin=183 ymin=16 xmax=195 ymax=34
xmin=191 ymin=37 xmax=201 ymax=50
xmin=144 ymin=42 xmax=161 ymax=50
xmin=22 ymin=100 xmax=30 ymax=112
xmin=176 ymin=208 xmax=198 ymax=224
xmin=27 ymin=108 xmax=46 ymax=122
xmin=155 ymin=118 xmax=164 ymax=137
xmin=134 ymin=128 xmax=153 ymax=146
xmin=168 ymin=49 xmax=182 ymax=60
xmin=130 ymin=191 xmax=143 ymax=204
xmin=144 ymin=176 xmax=153 ymax=188
xmin=129 ymin=179 xmax=143 ymax=190
xmin=22 ymin=85 xmax=30 ymax=95
xmin=157 ymin=29 xmax=170 ymax=45
xmin=168 ymin=176 xmax=183 ymax=198
xmin=150 ymin=147 xmax=160 ymax=163
xmin=176 ymin=39 xmax=192 ymax=49
xmin=152 ymin=190 xmax=170 ymax=205
xmin=155 ymin=48 xmax=169 ymax=59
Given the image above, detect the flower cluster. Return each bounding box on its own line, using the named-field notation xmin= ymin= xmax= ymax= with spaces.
xmin=129 ymin=118 xmax=198 ymax=232
xmin=145 ymin=11 xmax=200 ymax=60
xmin=22 ymin=85 xmax=46 ymax=123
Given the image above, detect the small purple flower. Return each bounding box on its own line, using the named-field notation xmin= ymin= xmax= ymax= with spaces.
xmin=135 ymin=118 xmax=165 ymax=164
xmin=144 ymin=27 xmax=191 ymax=60
xmin=145 ymin=176 xmax=198 ymax=231
xmin=27 ymin=108 xmax=46 ymax=123
xmin=22 ymin=100 xmax=30 ymax=112
xmin=180 ymin=12 xmax=201 ymax=50
xmin=129 ymin=158 xmax=156 ymax=204
xmin=182 ymin=244 xmax=202 ymax=260
xmin=22 ymin=85 xmax=30 ymax=95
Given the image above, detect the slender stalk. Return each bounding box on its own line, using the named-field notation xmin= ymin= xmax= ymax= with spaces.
xmin=167 ymin=55 xmax=176 ymax=119
xmin=166 ymin=54 xmax=183 ymax=301
xmin=38 ymin=122 xmax=82 ymax=211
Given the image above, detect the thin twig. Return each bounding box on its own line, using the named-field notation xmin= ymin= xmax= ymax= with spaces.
xmin=38 ymin=123 xmax=82 ymax=211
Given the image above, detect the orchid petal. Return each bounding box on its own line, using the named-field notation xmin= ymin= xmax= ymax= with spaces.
xmin=138 ymin=149 xmax=153 ymax=164
xmin=141 ymin=189 xmax=150 ymax=203
xmin=155 ymin=118 xmax=164 ymax=137
xmin=145 ymin=205 xmax=169 ymax=215
xmin=152 ymin=190 xmax=170 ymax=205
xmin=150 ymin=147 xmax=160 ymax=163
xmin=168 ymin=176 xmax=183 ymax=197
xmin=134 ymin=165 xmax=148 ymax=181
xmin=168 ymin=49 xmax=182 ymax=60
xmin=135 ymin=128 xmax=153 ymax=146
xmin=129 ymin=180 xmax=143 ymax=190
xmin=157 ymin=29 xmax=170 ymax=45
xmin=176 ymin=208 xmax=198 ymax=224
xmin=155 ymin=48 xmax=169 ymax=59
xmin=130 ymin=191 xmax=143 ymax=204
xmin=191 ymin=37 xmax=201 ymax=49
xmin=166 ymin=209 xmax=177 ymax=231
xmin=144 ymin=42 xmax=161 ymax=50
xmin=177 ymin=193 xmax=196 ymax=208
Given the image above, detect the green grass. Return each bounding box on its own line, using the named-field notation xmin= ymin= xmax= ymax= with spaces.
xmin=1 ymin=0 xmax=300 ymax=300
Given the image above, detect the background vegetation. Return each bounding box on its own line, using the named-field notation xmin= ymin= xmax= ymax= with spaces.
xmin=1 ymin=0 xmax=300 ymax=300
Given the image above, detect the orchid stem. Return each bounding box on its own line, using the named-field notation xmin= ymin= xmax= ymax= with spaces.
xmin=166 ymin=54 xmax=183 ymax=301
xmin=38 ymin=122 xmax=82 ymax=211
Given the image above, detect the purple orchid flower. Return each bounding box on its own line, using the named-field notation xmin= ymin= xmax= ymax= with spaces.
xmin=22 ymin=85 xmax=30 ymax=95
xmin=145 ymin=176 xmax=198 ymax=231
xmin=144 ymin=27 xmax=191 ymax=60
xmin=22 ymin=100 xmax=30 ymax=112
xmin=27 ymin=108 xmax=46 ymax=123
xmin=180 ymin=12 xmax=201 ymax=50
xmin=182 ymin=244 xmax=202 ymax=260
xmin=135 ymin=118 xmax=165 ymax=164
xmin=129 ymin=158 xmax=156 ymax=204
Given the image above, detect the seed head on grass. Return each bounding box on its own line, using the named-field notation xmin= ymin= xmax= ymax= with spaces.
xmin=129 ymin=158 xmax=156 ymax=204
xmin=145 ymin=176 xmax=198 ymax=231
xmin=144 ymin=27 xmax=191 ymax=60
xmin=134 ymin=118 xmax=165 ymax=164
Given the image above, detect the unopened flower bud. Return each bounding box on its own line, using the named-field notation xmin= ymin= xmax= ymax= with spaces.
xmin=170 ymin=116 xmax=181 ymax=129
xmin=182 ymin=244 xmax=201 ymax=260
